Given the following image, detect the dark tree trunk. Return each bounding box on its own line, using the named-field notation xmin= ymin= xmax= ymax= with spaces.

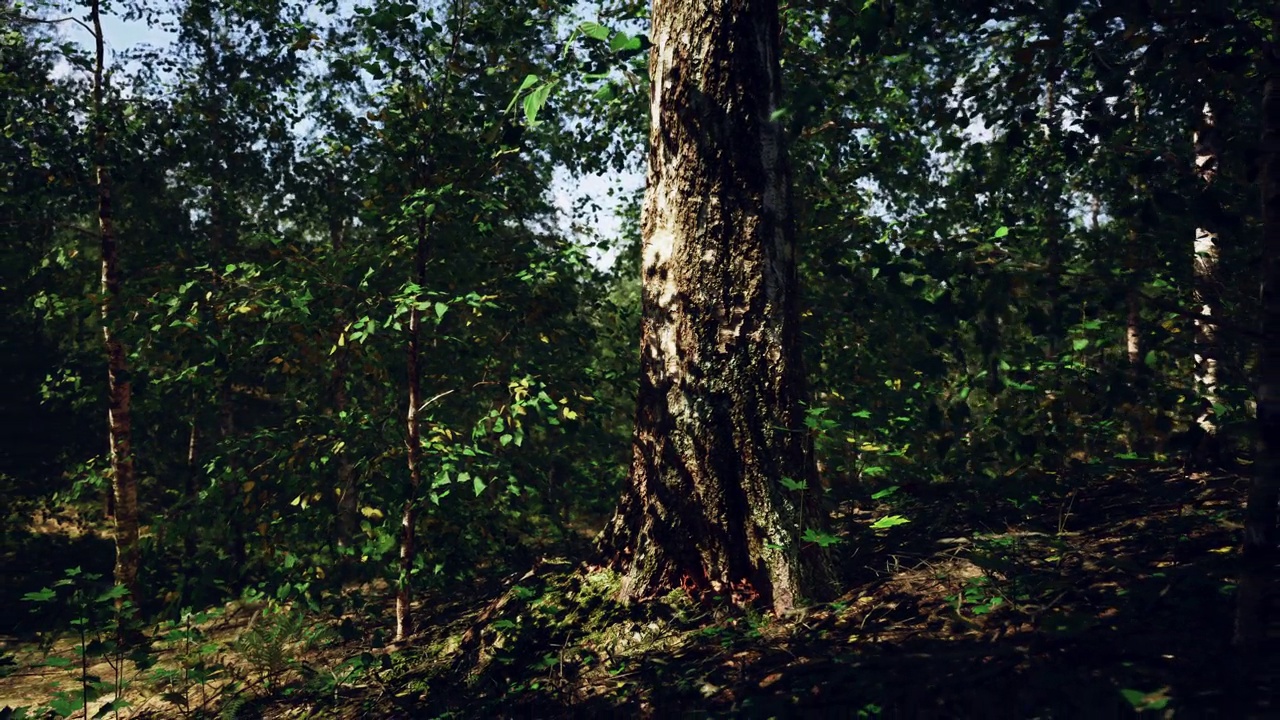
xmin=396 ymin=214 xmax=429 ymax=641
xmin=599 ymin=0 xmax=833 ymax=615
xmin=1236 ymin=19 xmax=1280 ymax=652
xmin=329 ymin=183 xmax=359 ymax=547
xmin=90 ymin=0 xmax=138 ymax=599
xmin=184 ymin=411 xmax=199 ymax=562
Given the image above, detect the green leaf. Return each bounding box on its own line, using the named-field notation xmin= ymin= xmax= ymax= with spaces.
xmin=1144 ymin=349 xmax=1158 ymax=368
xmin=434 ymin=302 xmax=448 ymax=320
xmin=517 ymin=73 xmax=539 ymax=92
xmin=970 ymin=596 xmax=1003 ymax=615
xmin=801 ymin=528 xmax=842 ymax=547
xmin=1071 ymin=338 xmax=1089 ymax=351
xmin=523 ymin=82 xmax=554 ymax=126
xmin=578 ymin=21 xmax=611 ymax=41
xmin=473 ymin=476 xmax=487 ymax=496
xmin=499 ymin=434 xmax=513 ymax=446
xmin=870 ymin=515 xmax=910 ymax=530
xmin=609 ymin=33 xmax=642 ymax=53
xmin=993 ymin=226 xmax=1010 ymax=238
xmin=593 ymin=83 xmax=616 ymax=102
xmin=779 ymin=476 xmax=808 ymax=491
xmin=96 ymin=584 xmax=128 ymax=603
xmin=870 ymin=485 xmax=900 ymax=500
xmin=1120 ymin=688 xmax=1171 ymax=711
xmin=49 ymin=693 xmax=85 ymax=717
xmin=23 ymin=587 xmax=56 ymax=603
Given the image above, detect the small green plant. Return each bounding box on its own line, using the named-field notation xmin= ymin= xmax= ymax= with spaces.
xmin=867 ymin=484 xmax=911 ymax=531
xmin=308 ymin=652 xmax=376 ymax=705
xmin=234 ymin=602 xmax=331 ymax=691
xmin=779 ymin=475 xmax=844 ymax=549
xmin=1120 ymin=686 xmax=1171 ymax=711
xmin=945 ymin=576 xmax=1006 ymax=617
xmin=150 ymin=607 xmax=230 ymax=716
xmin=868 ymin=515 xmax=910 ymax=531
xmin=20 ymin=566 xmax=144 ymax=719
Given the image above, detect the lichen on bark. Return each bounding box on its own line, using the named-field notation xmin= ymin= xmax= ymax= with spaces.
xmin=600 ymin=0 xmax=835 ymax=615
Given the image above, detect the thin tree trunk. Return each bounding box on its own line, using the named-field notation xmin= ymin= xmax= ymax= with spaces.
xmin=184 ymin=415 xmax=198 ymax=561
xmin=199 ymin=26 xmax=245 ymax=573
xmin=1040 ymin=4 xmax=1066 ymax=352
xmin=1125 ymin=227 xmax=1142 ymax=371
xmin=1126 ymin=292 xmax=1141 ymax=368
xmin=599 ymin=0 xmax=832 ymax=615
xmin=218 ymin=384 xmax=244 ymax=569
xmin=329 ymin=192 xmax=358 ymax=546
xmin=90 ymin=0 xmax=139 ymax=599
xmin=396 ymin=214 xmax=428 ymax=641
xmin=334 ymin=378 xmax=357 ymax=543
xmin=1235 ymin=19 xmax=1280 ymax=653
xmin=1194 ymin=101 xmax=1222 ymax=437
xmin=1042 ymin=79 xmax=1062 ymax=296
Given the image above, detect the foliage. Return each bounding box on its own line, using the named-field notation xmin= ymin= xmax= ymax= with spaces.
xmin=17 ymin=568 xmax=143 ymax=719
xmin=0 ymin=0 xmax=1274 ymax=714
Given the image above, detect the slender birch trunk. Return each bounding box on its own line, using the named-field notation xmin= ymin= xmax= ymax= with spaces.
xmin=1194 ymin=101 xmax=1222 ymax=437
xmin=90 ymin=0 xmax=139 ymax=599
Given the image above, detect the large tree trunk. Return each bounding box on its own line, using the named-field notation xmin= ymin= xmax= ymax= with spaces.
xmin=599 ymin=0 xmax=832 ymax=615
xmin=90 ymin=0 xmax=139 ymax=599
xmin=1194 ymin=101 xmax=1222 ymax=438
xmin=1236 ymin=19 xmax=1280 ymax=653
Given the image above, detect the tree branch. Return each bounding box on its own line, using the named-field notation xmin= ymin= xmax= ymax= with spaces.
xmin=2 ymin=10 xmax=96 ymax=38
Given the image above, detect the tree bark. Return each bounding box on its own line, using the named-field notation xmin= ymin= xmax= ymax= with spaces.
xmin=329 ymin=184 xmax=359 ymax=547
xmin=599 ymin=0 xmax=833 ymax=615
xmin=1193 ymin=101 xmax=1221 ymax=437
xmin=1236 ymin=19 xmax=1280 ymax=652
xmin=1125 ymin=227 xmax=1142 ymax=371
xmin=90 ymin=0 xmax=139 ymax=599
xmin=1126 ymin=291 xmax=1141 ymax=368
xmin=396 ymin=214 xmax=428 ymax=641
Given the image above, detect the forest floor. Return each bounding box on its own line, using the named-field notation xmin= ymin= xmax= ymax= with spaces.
xmin=0 ymin=464 xmax=1253 ymax=718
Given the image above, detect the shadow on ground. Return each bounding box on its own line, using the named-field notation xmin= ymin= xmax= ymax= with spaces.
xmin=0 ymin=510 xmax=115 ymax=639
xmin=236 ymin=464 xmax=1246 ymax=719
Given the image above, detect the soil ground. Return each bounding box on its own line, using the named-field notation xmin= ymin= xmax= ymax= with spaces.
xmin=0 ymin=464 xmax=1259 ymax=718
